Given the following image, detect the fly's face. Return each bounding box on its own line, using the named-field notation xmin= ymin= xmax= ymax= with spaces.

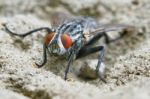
xmin=44 ymin=32 xmax=73 ymax=55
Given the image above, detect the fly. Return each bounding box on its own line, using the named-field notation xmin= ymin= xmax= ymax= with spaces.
xmin=4 ymin=17 xmax=131 ymax=83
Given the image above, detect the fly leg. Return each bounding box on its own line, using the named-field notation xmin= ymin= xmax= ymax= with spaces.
xmin=64 ymin=51 xmax=74 ymax=80
xmin=104 ymin=32 xmax=126 ymax=44
xmin=95 ymin=46 xmax=106 ymax=83
xmin=78 ymin=30 xmax=125 ymax=82
xmin=77 ymin=32 xmax=107 ymax=82
xmin=35 ymin=43 xmax=48 ymax=68
xmin=64 ymin=42 xmax=78 ymax=80
xmin=4 ymin=24 xmax=51 ymax=67
xmin=84 ymin=30 xmax=126 ymax=46
xmin=83 ymin=32 xmax=105 ymax=46
xmin=76 ymin=46 xmax=106 ymax=83
xmin=4 ymin=24 xmax=52 ymax=37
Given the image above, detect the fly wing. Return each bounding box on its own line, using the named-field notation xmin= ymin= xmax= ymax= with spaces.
xmin=81 ymin=23 xmax=135 ymax=43
xmin=90 ymin=24 xmax=133 ymax=34
xmin=88 ymin=24 xmax=134 ymax=40
xmin=50 ymin=11 xmax=74 ymax=29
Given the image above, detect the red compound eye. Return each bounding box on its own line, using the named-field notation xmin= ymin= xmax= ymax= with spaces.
xmin=45 ymin=32 xmax=55 ymax=45
xmin=61 ymin=34 xmax=72 ymax=49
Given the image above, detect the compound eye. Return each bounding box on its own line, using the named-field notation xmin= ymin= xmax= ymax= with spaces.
xmin=45 ymin=32 xmax=55 ymax=45
xmin=61 ymin=34 xmax=72 ymax=49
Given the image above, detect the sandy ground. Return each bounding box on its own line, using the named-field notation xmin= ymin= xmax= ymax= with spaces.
xmin=0 ymin=0 xmax=150 ymax=99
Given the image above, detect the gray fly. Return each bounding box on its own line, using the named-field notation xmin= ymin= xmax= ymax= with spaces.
xmin=4 ymin=16 xmax=131 ymax=83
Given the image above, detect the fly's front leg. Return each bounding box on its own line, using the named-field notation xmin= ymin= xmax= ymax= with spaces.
xmin=76 ymin=46 xmax=106 ymax=83
xmin=64 ymin=51 xmax=75 ymax=80
xmin=4 ymin=24 xmax=52 ymax=37
xmin=64 ymin=42 xmax=78 ymax=80
xmin=4 ymin=24 xmax=52 ymax=68
xmin=35 ymin=43 xmax=47 ymax=68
